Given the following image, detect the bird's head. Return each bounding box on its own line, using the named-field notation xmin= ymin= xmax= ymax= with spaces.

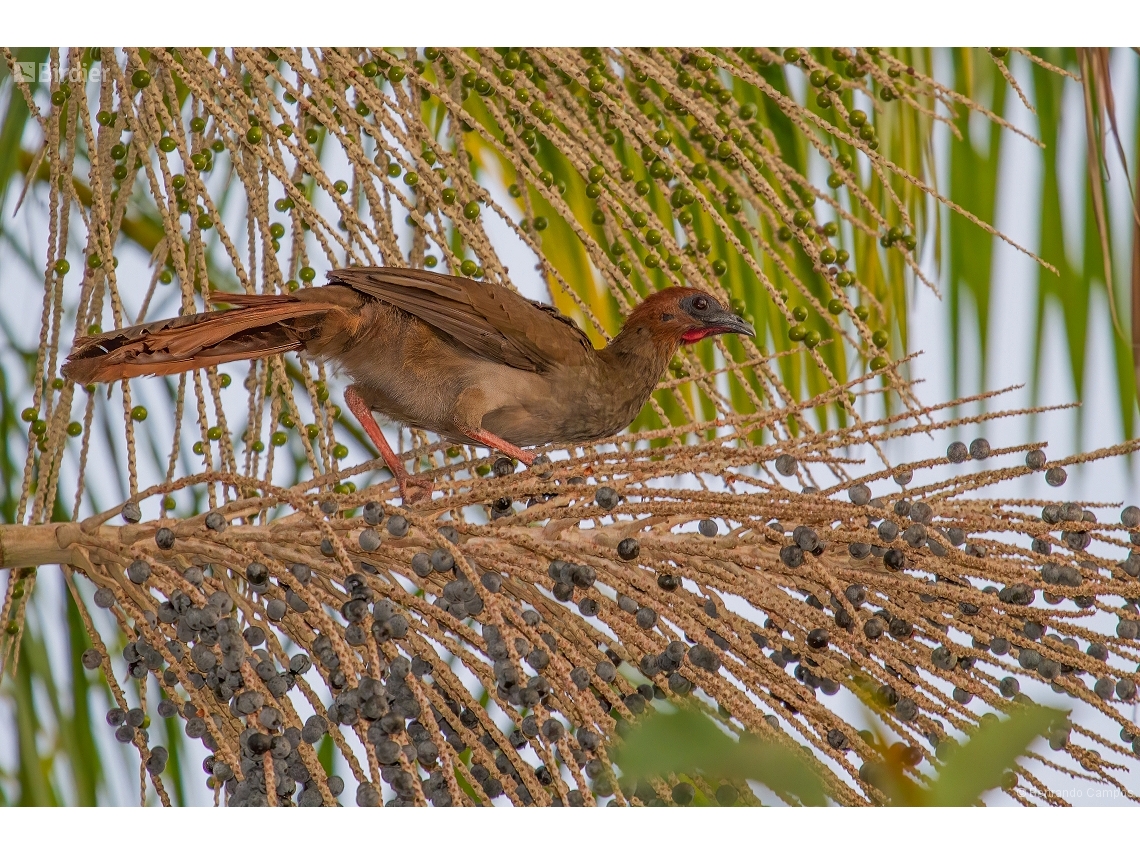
xmin=622 ymin=287 xmax=756 ymax=348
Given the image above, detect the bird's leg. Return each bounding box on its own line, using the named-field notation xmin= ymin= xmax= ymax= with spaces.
xmin=344 ymin=385 xmax=432 ymax=504
xmin=461 ymin=427 xmax=536 ymax=466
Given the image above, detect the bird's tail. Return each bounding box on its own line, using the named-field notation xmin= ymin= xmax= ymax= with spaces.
xmin=62 ymin=289 xmax=357 ymax=385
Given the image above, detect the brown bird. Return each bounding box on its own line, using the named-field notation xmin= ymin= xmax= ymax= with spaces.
xmin=63 ymin=268 xmax=755 ymax=502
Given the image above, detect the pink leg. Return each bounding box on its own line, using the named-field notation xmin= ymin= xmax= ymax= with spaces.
xmin=461 ymin=426 xmax=536 ymax=466
xmin=344 ymin=385 xmax=432 ymax=503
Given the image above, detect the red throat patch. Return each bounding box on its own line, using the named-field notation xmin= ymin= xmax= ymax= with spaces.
xmin=680 ymin=328 xmax=716 ymax=344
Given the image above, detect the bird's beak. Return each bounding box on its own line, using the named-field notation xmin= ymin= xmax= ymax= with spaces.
xmin=704 ymin=309 xmax=756 ymax=338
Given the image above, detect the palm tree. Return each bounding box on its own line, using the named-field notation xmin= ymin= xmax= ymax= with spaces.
xmin=0 ymin=46 xmax=1137 ymax=806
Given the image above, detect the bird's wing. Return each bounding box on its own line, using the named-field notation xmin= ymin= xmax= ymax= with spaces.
xmin=328 ymin=267 xmax=595 ymax=372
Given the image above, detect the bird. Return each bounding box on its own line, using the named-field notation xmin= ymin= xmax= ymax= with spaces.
xmin=62 ymin=268 xmax=755 ymax=502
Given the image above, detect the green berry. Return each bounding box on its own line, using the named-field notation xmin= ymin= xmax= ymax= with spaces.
xmin=305 ymin=424 xmax=320 ymax=439
xmin=246 ymin=126 xmax=263 ymax=144
xmin=299 ymin=266 xmax=316 ymax=282
xmin=792 ymin=306 xmax=808 ymax=322
xmin=207 ymin=426 xmax=223 ymax=441
xmin=159 ymin=136 xmax=176 ymax=153
xmin=334 ymin=180 xmax=349 ymax=194
xmin=403 ymin=171 xmax=419 ymax=186
xmin=788 ymin=324 xmax=807 ymax=341
xmin=442 ymin=188 xmax=457 ymax=204
xmin=332 ymin=443 xmax=349 ymax=460
xmin=871 ymin=330 xmax=889 ymax=349
xmin=192 ymin=441 xmax=205 ymax=455
xmin=252 ymin=440 xmax=266 ymax=453
xmin=869 ymin=355 xmax=889 ymax=371
xmin=53 ymin=259 xmax=70 ymax=275
xmin=271 ymin=431 xmax=288 ymax=447
xmin=804 ymin=330 xmax=821 ymax=348
xmin=130 ymin=406 xmax=148 ymax=422
xmin=792 ymin=210 xmax=811 ymax=228
xmin=711 ymin=259 xmax=728 ymax=276
xmin=827 ymin=298 xmax=844 ymax=315
xmin=533 ymin=216 xmax=548 ymax=231
xmin=463 ymin=201 xmax=480 ymax=220
xmin=162 ymin=497 xmax=176 ymax=510
xmin=131 ymin=69 xmax=152 ymax=89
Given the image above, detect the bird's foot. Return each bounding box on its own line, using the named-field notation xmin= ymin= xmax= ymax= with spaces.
xmin=397 ymin=474 xmax=435 ymax=506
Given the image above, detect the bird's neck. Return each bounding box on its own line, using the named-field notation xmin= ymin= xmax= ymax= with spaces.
xmin=599 ymin=323 xmax=678 ymax=412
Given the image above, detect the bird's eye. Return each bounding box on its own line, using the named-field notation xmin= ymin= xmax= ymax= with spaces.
xmin=693 ymin=296 xmax=709 ymax=312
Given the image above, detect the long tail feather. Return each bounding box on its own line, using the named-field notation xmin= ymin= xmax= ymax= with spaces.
xmin=62 ymin=293 xmax=344 ymax=384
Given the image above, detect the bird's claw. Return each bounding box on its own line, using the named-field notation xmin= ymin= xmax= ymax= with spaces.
xmin=398 ymin=475 xmax=434 ymax=506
